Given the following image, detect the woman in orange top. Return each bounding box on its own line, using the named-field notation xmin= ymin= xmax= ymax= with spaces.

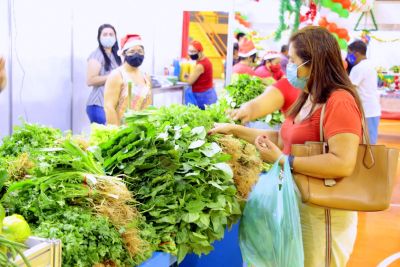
xmin=210 ymin=26 xmax=363 ymax=267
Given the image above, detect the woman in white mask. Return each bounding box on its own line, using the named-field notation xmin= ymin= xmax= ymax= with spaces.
xmin=86 ymin=24 xmax=122 ymax=124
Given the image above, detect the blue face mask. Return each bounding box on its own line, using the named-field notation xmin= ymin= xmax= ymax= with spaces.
xmin=286 ymin=61 xmax=309 ymax=90
xmin=346 ymin=53 xmax=356 ymax=66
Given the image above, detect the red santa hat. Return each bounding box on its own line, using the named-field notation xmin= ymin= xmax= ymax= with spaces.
xmin=118 ymin=34 xmax=144 ymax=56
xmin=238 ymin=38 xmax=257 ymax=57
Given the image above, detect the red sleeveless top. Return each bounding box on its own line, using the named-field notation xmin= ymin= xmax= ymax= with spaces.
xmin=192 ymin=57 xmax=213 ymax=93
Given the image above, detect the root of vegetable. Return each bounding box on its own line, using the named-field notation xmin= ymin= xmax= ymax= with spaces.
xmin=7 ymin=153 xmax=34 ymax=181
xmin=92 ymin=176 xmax=146 ymax=258
xmin=216 ymin=135 xmax=263 ymax=199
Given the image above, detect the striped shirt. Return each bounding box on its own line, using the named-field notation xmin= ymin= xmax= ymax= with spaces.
xmin=86 ymin=48 xmax=119 ymax=107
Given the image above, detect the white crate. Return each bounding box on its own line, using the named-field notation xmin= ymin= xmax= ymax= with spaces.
xmin=12 ymin=236 xmax=62 ymax=267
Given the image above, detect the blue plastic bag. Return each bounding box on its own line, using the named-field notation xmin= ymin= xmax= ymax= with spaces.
xmin=239 ymin=157 xmax=304 ymax=267
xmin=184 ymin=87 xmax=198 ymax=106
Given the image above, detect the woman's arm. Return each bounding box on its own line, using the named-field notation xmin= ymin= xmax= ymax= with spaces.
xmin=209 ymin=123 xmax=278 ymax=145
xmin=255 ymin=132 xmax=360 ymax=178
xmin=104 ymin=71 xmax=122 ymax=125
xmin=292 ymin=133 xmax=360 ymax=178
xmin=0 ymin=56 xmax=6 ymax=90
xmin=86 ymin=59 xmax=108 ymax=87
xmin=186 ymin=64 xmax=204 ymax=85
xmin=230 ymin=86 xmax=284 ymax=124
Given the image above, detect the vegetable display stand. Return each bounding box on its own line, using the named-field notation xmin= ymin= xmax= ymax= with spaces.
xmin=13 ymin=236 xmax=62 ymax=267
xmin=179 ymin=223 xmax=243 ymax=267
xmin=139 ymin=252 xmax=176 ymax=267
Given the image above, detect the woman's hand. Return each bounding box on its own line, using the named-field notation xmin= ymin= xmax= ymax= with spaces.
xmin=228 ymin=103 xmax=252 ymax=124
xmin=255 ymin=135 xmax=284 ymax=163
xmin=208 ymin=123 xmax=235 ymax=135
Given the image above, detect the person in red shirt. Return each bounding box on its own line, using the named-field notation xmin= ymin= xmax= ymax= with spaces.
xmin=210 ymin=26 xmax=364 ymax=267
xmin=185 ymin=40 xmax=217 ymax=110
xmin=254 ymin=51 xmax=284 ymax=81
xmin=232 ymin=38 xmax=257 ymax=76
xmin=229 ymin=78 xmax=301 ymax=124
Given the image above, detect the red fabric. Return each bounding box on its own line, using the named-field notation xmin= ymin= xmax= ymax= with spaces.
xmin=381 ymin=111 xmax=400 ymax=120
xmin=191 ymin=40 xmax=203 ymax=52
xmin=192 ymin=57 xmax=213 ymax=92
xmin=280 ymin=90 xmax=362 ymax=154
xmin=271 ymin=68 xmax=284 ymax=81
xmin=273 ymin=78 xmax=301 ymax=114
xmin=181 ymin=11 xmax=190 ymax=58
xmin=254 ymin=66 xmax=272 ymax=79
xmin=233 ymin=62 xmax=256 ymax=76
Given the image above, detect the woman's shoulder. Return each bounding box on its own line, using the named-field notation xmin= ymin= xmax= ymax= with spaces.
xmin=328 ymin=89 xmax=356 ymax=103
xmin=88 ymin=47 xmax=104 ymax=62
xmin=107 ymin=67 xmax=124 ymax=81
xmin=326 ymin=89 xmax=360 ymax=114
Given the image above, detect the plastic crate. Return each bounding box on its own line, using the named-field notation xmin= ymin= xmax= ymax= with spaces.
xmin=12 ymin=236 xmax=62 ymax=267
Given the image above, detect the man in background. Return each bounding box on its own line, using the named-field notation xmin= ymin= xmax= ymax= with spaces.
xmin=0 ymin=55 xmax=6 ymax=91
xmin=280 ymin=45 xmax=289 ymax=73
xmin=347 ymin=40 xmax=381 ymax=144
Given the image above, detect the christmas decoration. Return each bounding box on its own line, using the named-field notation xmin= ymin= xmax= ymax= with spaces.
xmin=275 ymin=0 xmax=302 ymax=41
xmin=318 ymin=0 xmax=352 ymax=50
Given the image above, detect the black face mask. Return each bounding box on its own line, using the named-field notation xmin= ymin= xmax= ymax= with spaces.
xmin=189 ymin=54 xmax=199 ymax=61
xmin=126 ymin=53 xmax=144 ymax=67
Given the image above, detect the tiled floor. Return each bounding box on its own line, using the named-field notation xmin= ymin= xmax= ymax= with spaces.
xmin=347 ymin=120 xmax=400 ymax=267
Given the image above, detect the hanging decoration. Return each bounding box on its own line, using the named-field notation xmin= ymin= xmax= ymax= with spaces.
xmin=300 ymin=1 xmax=318 ymax=25
xmin=360 ymin=30 xmax=371 ymax=44
xmin=275 ymin=0 xmax=302 ymax=41
xmin=359 ymin=30 xmax=400 ymax=43
xmin=318 ymin=0 xmax=352 ymax=50
xmin=235 ymin=12 xmax=251 ymax=28
xmin=350 ymin=0 xmax=375 ymax=12
xmin=354 ymin=9 xmax=378 ymax=31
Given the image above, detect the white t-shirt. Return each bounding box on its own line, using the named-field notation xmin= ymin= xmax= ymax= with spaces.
xmin=349 ymin=59 xmax=381 ymax=118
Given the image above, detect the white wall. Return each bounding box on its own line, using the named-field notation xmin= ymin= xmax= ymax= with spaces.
xmin=0 ymin=0 xmax=11 ymax=137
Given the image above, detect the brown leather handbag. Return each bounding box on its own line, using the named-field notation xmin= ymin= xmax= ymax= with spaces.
xmin=291 ymin=104 xmax=399 ymax=211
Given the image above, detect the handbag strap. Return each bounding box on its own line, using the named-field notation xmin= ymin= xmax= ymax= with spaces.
xmin=319 ymin=102 xmax=375 ymax=169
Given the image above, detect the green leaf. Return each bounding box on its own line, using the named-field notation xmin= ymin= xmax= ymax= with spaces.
xmin=213 ymin=163 xmax=233 ymax=178
xmin=200 ymin=142 xmax=222 ymax=158
xmin=188 ymin=140 xmax=206 ymax=149
xmin=182 ymin=212 xmax=200 ymax=223
xmin=191 ymin=126 xmax=207 ymax=139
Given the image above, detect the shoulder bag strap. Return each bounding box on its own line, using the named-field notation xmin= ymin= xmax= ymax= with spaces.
xmin=320 ymin=99 xmax=375 ymax=171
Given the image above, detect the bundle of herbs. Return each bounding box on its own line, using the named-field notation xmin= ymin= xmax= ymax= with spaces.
xmin=100 ymin=110 xmax=241 ymax=262
xmin=225 ymin=74 xmax=285 ymax=127
xmin=1 ymin=136 xmax=148 ymax=266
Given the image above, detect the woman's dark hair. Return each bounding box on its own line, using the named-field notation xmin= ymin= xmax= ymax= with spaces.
xmin=239 ymin=53 xmax=257 ymax=63
xmin=256 ymin=59 xmax=274 ymax=69
xmin=287 ymin=26 xmax=365 ymax=119
xmin=97 ymin=24 xmax=122 ymax=71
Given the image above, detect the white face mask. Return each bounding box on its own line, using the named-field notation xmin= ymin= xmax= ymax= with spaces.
xmin=100 ymin=36 xmax=116 ymax=48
